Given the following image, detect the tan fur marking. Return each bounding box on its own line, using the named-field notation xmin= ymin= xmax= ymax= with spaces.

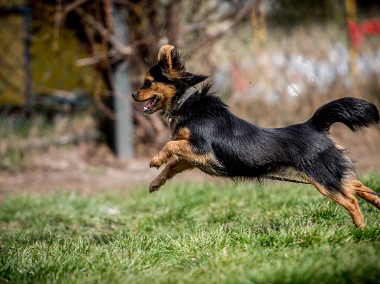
xmin=149 ymin=159 xmax=193 ymax=192
xmin=153 ymin=83 xmax=176 ymax=114
xmin=176 ymin=127 xmax=191 ymax=140
xmin=153 ymin=82 xmax=176 ymax=98
xmin=150 ymin=140 xmax=215 ymax=168
xmin=345 ymin=179 xmax=380 ymax=209
xmin=308 ymin=177 xmax=365 ymax=228
xmin=157 ymin=45 xmax=183 ymax=78
xmin=134 ymin=89 xmax=154 ymax=101
xmin=145 ymin=73 xmax=154 ymax=81
xmin=158 ymin=45 xmax=175 ymax=63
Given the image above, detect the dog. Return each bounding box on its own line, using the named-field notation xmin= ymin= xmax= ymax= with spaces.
xmin=132 ymin=45 xmax=380 ymax=228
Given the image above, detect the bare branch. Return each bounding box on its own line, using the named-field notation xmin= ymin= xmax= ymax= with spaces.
xmin=76 ymin=54 xmax=109 ymax=66
xmin=186 ymin=1 xmax=255 ymax=59
xmin=74 ymin=7 xmax=133 ymax=56
xmin=103 ymin=0 xmax=114 ymax=33
xmin=181 ymin=1 xmax=255 ymax=39
xmin=61 ymin=0 xmax=90 ymax=20
xmin=94 ymin=77 xmax=116 ymax=120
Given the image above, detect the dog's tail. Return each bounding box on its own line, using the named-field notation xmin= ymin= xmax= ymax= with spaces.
xmin=307 ymin=97 xmax=379 ymax=133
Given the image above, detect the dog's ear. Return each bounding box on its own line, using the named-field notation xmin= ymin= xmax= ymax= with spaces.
xmin=185 ymin=72 xmax=208 ymax=86
xmin=158 ymin=45 xmax=185 ymax=77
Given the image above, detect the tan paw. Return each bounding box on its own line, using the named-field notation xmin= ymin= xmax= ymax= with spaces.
xmin=149 ymin=155 xmax=164 ymax=168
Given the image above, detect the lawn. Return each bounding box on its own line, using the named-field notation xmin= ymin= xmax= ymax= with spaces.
xmin=1 ymin=173 xmax=380 ymax=283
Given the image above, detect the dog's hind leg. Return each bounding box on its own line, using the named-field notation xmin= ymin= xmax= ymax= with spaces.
xmin=309 ymin=178 xmax=365 ymax=228
xmin=149 ymin=159 xmax=193 ymax=193
xmin=346 ymin=179 xmax=380 ymax=209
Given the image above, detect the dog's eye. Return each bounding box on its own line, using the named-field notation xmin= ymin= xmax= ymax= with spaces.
xmin=144 ymin=79 xmax=153 ymax=87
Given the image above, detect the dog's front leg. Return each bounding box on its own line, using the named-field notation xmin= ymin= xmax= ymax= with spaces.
xmin=149 ymin=159 xmax=193 ymax=192
xmin=149 ymin=140 xmax=188 ymax=168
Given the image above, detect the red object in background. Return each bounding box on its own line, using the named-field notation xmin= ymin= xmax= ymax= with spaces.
xmin=348 ymin=18 xmax=380 ymax=49
xmin=231 ymin=63 xmax=249 ymax=93
xmin=348 ymin=20 xmax=362 ymax=48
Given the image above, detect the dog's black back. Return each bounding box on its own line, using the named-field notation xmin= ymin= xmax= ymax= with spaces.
xmin=173 ymin=85 xmax=379 ymax=192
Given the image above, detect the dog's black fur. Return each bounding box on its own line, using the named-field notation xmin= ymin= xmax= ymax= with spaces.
xmin=132 ymin=45 xmax=380 ymax=227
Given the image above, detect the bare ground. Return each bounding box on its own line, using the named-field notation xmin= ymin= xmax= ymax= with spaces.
xmin=0 ymin=145 xmax=221 ymax=200
xmin=0 ymin=125 xmax=379 ymax=201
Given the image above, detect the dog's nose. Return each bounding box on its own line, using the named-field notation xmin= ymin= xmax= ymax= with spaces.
xmin=131 ymin=92 xmax=137 ymax=99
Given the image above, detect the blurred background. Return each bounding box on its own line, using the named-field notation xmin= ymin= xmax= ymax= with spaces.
xmin=1 ymin=0 xmax=380 ymax=194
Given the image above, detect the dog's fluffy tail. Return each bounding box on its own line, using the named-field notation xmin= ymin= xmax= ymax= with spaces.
xmin=307 ymin=97 xmax=379 ymax=133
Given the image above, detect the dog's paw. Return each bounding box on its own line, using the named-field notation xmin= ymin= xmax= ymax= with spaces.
xmin=149 ymin=182 xmax=161 ymax=193
xmin=149 ymin=155 xmax=163 ymax=168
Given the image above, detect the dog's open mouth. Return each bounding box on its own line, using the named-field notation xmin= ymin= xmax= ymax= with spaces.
xmin=143 ymin=96 xmax=159 ymax=114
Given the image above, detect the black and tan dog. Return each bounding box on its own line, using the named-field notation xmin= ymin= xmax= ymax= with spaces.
xmin=132 ymin=45 xmax=380 ymax=227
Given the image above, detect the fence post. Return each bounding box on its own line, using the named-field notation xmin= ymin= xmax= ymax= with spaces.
xmin=112 ymin=5 xmax=134 ymax=159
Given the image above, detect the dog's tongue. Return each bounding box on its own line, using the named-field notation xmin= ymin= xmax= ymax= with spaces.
xmin=144 ymin=97 xmax=156 ymax=111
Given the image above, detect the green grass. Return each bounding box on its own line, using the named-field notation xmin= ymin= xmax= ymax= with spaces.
xmin=1 ymin=174 xmax=380 ymax=283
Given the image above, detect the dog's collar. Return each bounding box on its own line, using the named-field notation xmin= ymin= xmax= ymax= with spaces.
xmin=169 ymin=86 xmax=197 ymax=117
xmin=174 ymin=86 xmax=197 ymax=112
xmin=167 ymin=87 xmax=197 ymax=125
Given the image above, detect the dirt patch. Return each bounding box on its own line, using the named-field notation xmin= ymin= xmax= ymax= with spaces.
xmin=0 ymin=145 xmax=218 ymax=200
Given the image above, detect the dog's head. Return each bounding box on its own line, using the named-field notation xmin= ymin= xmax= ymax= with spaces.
xmin=132 ymin=45 xmax=207 ymax=115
